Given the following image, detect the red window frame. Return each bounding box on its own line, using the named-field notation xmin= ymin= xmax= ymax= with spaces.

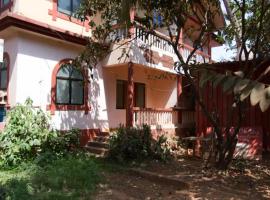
xmin=48 ymin=59 xmax=90 ymax=115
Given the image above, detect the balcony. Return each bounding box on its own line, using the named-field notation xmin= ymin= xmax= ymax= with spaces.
xmin=104 ymin=25 xmax=211 ymax=71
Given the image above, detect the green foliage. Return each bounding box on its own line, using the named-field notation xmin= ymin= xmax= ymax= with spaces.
xmin=108 ymin=125 xmax=171 ymax=162
xmin=0 ymin=99 xmax=81 ymax=167
xmin=152 ymin=135 xmax=171 ymax=161
xmin=0 ymin=154 xmax=101 ymax=200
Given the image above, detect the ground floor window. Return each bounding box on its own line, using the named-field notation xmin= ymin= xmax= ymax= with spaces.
xmin=116 ymin=80 xmax=145 ymax=109
xmin=56 ymin=63 xmax=84 ymax=105
xmin=49 ymin=59 xmax=90 ymax=114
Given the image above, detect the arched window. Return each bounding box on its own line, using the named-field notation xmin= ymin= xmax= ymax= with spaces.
xmin=49 ymin=59 xmax=89 ymax=115
xmin=56 ymin=63 xmax=84 ymax=105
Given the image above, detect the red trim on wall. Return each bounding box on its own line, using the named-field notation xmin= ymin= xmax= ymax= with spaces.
xmin=51 ymin=0 xmax=57 ymax=21
xmin=49 ymin=59 xmax=90 ymax=115
xmin=48 ymin=0 xmax=90 ymax=32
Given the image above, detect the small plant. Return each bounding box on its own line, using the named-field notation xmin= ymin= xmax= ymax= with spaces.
xmin=152 ymin=135 xmax=171 ymax=161
xmin=108 ymin=125 xmax=171 ymax=162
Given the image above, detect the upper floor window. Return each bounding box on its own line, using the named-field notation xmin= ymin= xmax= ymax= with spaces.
xmin=0 ymin=53 xmax=9 ymax=90
xmin=58 ymin=0 xmax=81 ymax=16
xmin=56 ymin=63 xmax=84 ymax=105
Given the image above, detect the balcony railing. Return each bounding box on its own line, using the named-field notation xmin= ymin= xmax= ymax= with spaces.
xmin=135 ymin=28 xmax=175 ymax=54
xmin=110 ymin=26 xmax=211 ymax=63
xmin=133 ymin=108 xmax=178 ymax=127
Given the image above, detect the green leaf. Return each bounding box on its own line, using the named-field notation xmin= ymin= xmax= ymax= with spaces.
xmin=199 ymin=72 xmax=215 ymax=88
xmin=265 ymin=87 xmax=270 ymax=99
xmin=223 ymin=76 xmax=237 ymax=93
xmin=240 ymin=83 xmax=255 ymax=101
xmin=250 ymin=83 xmax=265 ymax=106
xmin=32 ymin=139 xmax=41 ymax=146
xmin=213 ymin=74 xmax=227 ymax=88
xmin=259 ymin=87 xmax=270 ymax=112
xmin=234 ymin=71 xmax=244 ymax=78
xmin=233 ymin=79 xmax=250 ymax=94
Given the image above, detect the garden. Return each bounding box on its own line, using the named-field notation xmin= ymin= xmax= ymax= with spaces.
xmin=0 ymin=100 xmax=269 ymax=200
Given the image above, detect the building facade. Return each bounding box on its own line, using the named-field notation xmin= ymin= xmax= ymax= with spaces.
xmin=0 ymin=0 xmax=224 ymax=144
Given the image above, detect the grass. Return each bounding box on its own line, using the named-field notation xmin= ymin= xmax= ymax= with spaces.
xmin=0 ymin=153 xmax=102 ymax=200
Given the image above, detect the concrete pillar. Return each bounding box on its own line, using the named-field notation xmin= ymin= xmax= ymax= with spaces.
xmin=126 ymin=62 xmax=134 ymax=126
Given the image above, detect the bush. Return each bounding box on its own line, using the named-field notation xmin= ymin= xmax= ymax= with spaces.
xmin=108 ymin=125 xmax=171 ymax=162
xmin=0 ymin=99 xmax=81 ymax=167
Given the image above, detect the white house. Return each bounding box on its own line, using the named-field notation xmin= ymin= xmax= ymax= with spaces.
xmin=0 ymin=0 xmax=224 ymax=145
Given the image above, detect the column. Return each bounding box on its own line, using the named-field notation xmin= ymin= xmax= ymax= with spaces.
xmin=126 ymin=62 xmax=134 ymax=127
xmin=177 ymin=75 xmax=182 ymax=123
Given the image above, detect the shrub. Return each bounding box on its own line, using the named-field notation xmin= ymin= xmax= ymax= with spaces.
xmin=108 ymin=125 xmax=171 ymax=162
xmin=0 ymin=99 xmax=81 ymax=167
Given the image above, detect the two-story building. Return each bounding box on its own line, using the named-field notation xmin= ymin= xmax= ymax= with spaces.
xmin=0 ymin=0 xmax=224 ymax=145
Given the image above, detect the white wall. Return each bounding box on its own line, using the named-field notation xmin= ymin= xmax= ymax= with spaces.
xmin=9 ymin=31 xmax=109 ymax=131
xmin=3 ymin=29 xmax=177 ymax=131
xmin=3 ymin=35 xmax=19 ymax=106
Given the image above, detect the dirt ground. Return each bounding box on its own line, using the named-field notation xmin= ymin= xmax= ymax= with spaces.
xmin=94 ymin=157 xmax=270 ymax=200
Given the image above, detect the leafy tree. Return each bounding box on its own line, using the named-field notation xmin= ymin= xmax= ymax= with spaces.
xmin=75 ymin=0 xmax=270 ymax=169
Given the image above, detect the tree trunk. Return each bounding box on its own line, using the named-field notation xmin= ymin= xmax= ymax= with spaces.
xmin=215 ymin=134 xmax=238 ymax=170
xmin=222 ymin=0 xmax=242 ymax=59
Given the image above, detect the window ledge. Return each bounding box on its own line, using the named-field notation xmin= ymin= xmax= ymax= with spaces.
xmin=47 ymin=104 xmax=90 ymax=115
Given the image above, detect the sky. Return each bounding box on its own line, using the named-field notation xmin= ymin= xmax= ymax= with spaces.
xmin=212 ymin=45 xmax=235 ymax=62
xmin=211 ymin=0 xmax=236 ymax=62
